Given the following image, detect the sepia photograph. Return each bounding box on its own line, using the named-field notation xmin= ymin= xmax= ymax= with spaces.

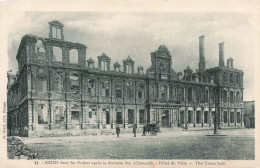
xmin=0 ymin=1 xmax=259 ymax=167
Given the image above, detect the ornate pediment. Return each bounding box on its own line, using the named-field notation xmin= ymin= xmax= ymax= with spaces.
xmin=98 ymin=53 xmax=111 ymax=61
xmin=49 ymin=20 xmax=64 ymax=27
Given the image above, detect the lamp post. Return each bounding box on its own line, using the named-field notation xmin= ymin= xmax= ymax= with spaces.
xmin=214 ymin=87 xmax=219 ymax=135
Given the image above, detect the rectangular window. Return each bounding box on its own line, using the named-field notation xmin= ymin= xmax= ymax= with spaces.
xmin=126 ymin=83 xmax=134 ymax=98
xmin=71 ymin=111 xmax=79 ymax=123
xmin=188 ymin=111 xmax=193 ymax=123
xmin=196 ymin=111 xmax=201 ymax=123
xmin=116 ymin=112 xmax=122 ymax=124
xmin=53 ymin=46 xmax=62 ymax=62
xmin=89 ymin=111 xmax=92 ymax=118
xmin=139 ymin=109 xmax=145 ymax=124
xmin=224 ymin=111 xmax=228 ymax=123
xmin=88 ymin=79 xmax=95 ymax=96
xmin=128 ymin=109 xmax=134 ymax=124
xmin=102 ymin=80 xmax=109 ymax=97
xmin=230 ymin=91 xmax=234 ymax=103
xmin=70 ymin=75 xmax=79 ymax=94
xmin=106 ymin=111 xmax=110 ymax=124
xmin=230 ymin=112 xmax=234 ymax=123
xmin=138 ymin=83 xmax=144 ymax=99
xmin=101 ymin=61 xmax=107 ymax=71
xmin=237 ymin=112 xmax=241 ymax=123
xmin=69 ymin=49 xmax=78 ymax=64
xmin=204 ymin=111 xmax=208 ymax=123
xmin=115 ymin=85 xmax=122 ymax=98
xmin=151 ymin=85 xmax=155 ymax=95
xmin=161 ymin=86 xmax=167 ymax=98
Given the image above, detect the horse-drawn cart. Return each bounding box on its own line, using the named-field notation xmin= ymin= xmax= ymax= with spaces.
xmin=146 ymin=123 xmax=160 ymax=136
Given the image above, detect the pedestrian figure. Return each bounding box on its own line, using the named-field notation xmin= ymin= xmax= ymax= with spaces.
xmin=133 ymin=124 xmax=137 ymax=137
xmin=142 ymin=124 xmax=146 ymax=136
xmin=116 ymin=125 xmax=120 ymax=138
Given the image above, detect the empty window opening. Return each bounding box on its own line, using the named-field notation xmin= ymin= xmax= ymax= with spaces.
xmin=115 ymin=84 xmax=122 ymax=98
xmin=36 ymin=40 xmax=46 ymax=60
xmin=101 ymin=61 xmax=107 ymax=71
xmin=138 ymin=83 xmax=144 ymax=99
xmin=70 ymin=75 xmax=79 ymax=94
xmin=38 ymin=105 xmax=48 ymax=124
xmin=69 ymin=49 xmax=78 ymax=64
xmin=52 ymin=27 xmax=61 ymax=39
xmin=101 ymin=80 xmax=110 ymax=97
xmin=126 ymin=83 xmax=134 ymax=98
xmin=88 ymin=79 xmax=95 ymax=96
xmin=53 ymin=46 xmax=62 ymax=62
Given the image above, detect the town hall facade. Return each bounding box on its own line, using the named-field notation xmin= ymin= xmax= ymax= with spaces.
xmin=7 ymin=21 xmax=244 ymax=136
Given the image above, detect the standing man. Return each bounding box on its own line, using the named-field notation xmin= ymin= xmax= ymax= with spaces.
xmin=133 ymin=124 xmax=137 ymax=137
xmin=142 ymin=124 xmax=146 ymax=136
xmin=116 ymin=125 xmax=120 ymax=138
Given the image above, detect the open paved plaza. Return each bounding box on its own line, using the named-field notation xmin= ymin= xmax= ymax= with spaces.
xmin=22 ymin=128 xmax=254 ymax=160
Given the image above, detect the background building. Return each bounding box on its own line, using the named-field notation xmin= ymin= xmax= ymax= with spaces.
xmin=7 ymin=21 xmax=244 ymax=137
xmin=243 ymin=101 xmax=255 ymax=128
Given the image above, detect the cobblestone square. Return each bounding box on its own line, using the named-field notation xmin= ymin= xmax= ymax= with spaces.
xmin=23 ymin=128 xmax=254 ymax=160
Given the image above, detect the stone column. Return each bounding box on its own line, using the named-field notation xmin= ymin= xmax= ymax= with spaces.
xmin=228 ymin=109 xmax=230 ymax=127
xmin=234 ymin=108 xmax=237 ymax=127
xmin=169 ymin=109 xmax=172 ymax=127
xmin=241 ymin=108 xmax=244 ymax=127
xmin=193 ymin=109 xmax=196 ymax=127
xmin=201 ymin=108 xmax=204 ymax=127
xmin=178 ymin=109 xmax=180 ymax=126
xmin=209 ymin=108 xmax=212 ymax=127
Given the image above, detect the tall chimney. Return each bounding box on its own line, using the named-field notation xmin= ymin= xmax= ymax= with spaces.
xmin=219 ymin=42 xmax=225 ymax=67
xmin=199 ymin=35 xmax=205 ymax=72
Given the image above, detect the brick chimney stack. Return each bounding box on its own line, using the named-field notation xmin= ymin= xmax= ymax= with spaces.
xmin=199 ymin=35 xmax=206 ymax=72
xmin=219 ymin=42 xmax=225 ymax=67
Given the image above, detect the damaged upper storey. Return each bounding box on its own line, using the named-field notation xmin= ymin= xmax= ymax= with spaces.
xmin=11 ymin=20 xmax=243 ymax=89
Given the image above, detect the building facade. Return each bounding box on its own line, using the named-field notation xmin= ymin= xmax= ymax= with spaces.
xmin=7 ymin=21 xmax=244 ymax=136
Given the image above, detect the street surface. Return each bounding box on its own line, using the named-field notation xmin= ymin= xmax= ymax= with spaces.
xmin=23 ymin=128 xmax=254 ymax=160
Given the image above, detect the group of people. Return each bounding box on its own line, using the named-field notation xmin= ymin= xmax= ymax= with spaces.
xmin=115 ymin=124 xmax=148 ymax=138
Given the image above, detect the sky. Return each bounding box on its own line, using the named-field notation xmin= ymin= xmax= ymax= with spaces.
xmin=8 ymin=12 xmax=255 ymax=101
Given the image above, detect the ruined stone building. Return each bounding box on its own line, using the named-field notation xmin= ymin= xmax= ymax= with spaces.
xmin=7 ymin=20 xmax=244 ymax=136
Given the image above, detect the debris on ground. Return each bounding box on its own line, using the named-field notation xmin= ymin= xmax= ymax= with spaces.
xmin=7 ymin=137 xmax=37 ymax=159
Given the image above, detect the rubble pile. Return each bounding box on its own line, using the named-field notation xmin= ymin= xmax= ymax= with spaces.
xmin=7 ymin=137 xmax=37 ymax=159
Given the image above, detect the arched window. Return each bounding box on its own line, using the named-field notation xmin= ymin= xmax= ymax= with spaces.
xmin=223 ymin=90 xmax=227 ymax=103
xmin=69 ymin=49 xmax=78 ymax=64
xmin=230 ymin=73 xmax=234 ymax=83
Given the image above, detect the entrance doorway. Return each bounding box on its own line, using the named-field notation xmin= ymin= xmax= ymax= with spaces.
xmin=162 ymin=110 xmax=169 ymax=127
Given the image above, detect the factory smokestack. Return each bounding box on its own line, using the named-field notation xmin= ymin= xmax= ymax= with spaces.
xmin=219 ymin=42 xmax=225 ymax=67
xmin=199 ymin=35 xmax=205 ymax=72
